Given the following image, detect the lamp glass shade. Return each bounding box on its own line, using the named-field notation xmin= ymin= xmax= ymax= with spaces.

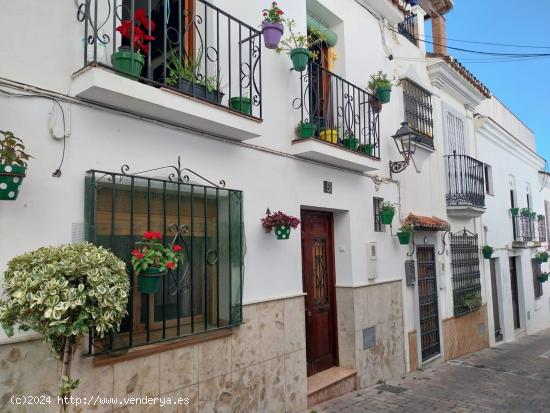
xmin=392 ymin=122 xmax=417 ymax=156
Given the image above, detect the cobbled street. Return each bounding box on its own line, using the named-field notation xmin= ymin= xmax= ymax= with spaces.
xmin=314 ymin=329 xmax=550 ymax=413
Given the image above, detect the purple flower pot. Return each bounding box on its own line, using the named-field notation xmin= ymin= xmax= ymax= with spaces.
xmin=261 ymin=21 xmax=284 ymax=49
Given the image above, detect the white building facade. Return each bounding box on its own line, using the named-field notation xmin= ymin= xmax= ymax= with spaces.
xmin=0 ymin=0 xmax=547 ymax=411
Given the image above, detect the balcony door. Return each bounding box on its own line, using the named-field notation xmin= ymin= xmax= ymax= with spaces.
xmin=308 ymin=33 xmax=331 ymax=135
xmin=444 ymin=108 xmax=467 ymax=156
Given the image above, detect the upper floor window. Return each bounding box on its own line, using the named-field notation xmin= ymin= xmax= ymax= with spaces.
xmin=401 ymin=79 xmax=434 ymax=147
xmin=484 ymin=164 xmax=493 ymax=195
xmin=532 ymin=259 xmax=543 ymax=299
xmin=373 ymin=198 xmax=385 ymax=233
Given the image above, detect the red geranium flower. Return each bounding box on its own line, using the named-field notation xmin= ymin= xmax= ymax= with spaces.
xmin=115 ymin=8 xmax=155 ymax=54
xmin=172 ymin=245 xmax=182 ymax=252
xmin=276 ymin=9 xmax=284 ymax=14
xmin=131 ymin=248 xmax=141 ymax=257
xmin=166 ymin=261 xmax=176 ymax=270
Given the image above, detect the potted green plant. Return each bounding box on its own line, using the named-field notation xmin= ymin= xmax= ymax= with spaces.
xmin=538 ymin=272 xmax=549 ymax=283
xmin=482 ymin=245 xmax=494 ymax=259
xmin=380 ymin=201 xmax=396 ymax=225
xmin=0 ymin=243 xmax=129 ymax=404
xmin=530 ymin=211 xmax=537 ymax=219
xmin=538 ymin=214 xmax=546 ymax=221
xmin=229 ymin=95 xmax=252 ymax=115
xmin=261 ymin=210 xmax=301 ymax=240
xmin=397 ymin=223 xmax=414 ymax=245
xmin=509 ymin=207 xmax=520 ymax=216
xmin=536 ymin=251 xmax=549 ymax=263
xmin=0 ymin=130 xmax=31 ymax=201
xmin=520 ymin=208 xmax=532 ymax=217
xmin=112 ymin=8 xmax=155 ymax=78
xmin=131 ymin=231 xmax=185 ymax=294
xmin=261 ymin=2 xmax=285 ymax=49
xmin=462 ymin=291 xmax=482 ymax=312
xmin=276 ymin=19 xmax=327 ymax=72
xmin=166 ymin=48 xmax=225 ymax=104
xmin=357 ymin=143 xmax=376 ymax=156
xmin=296 ymin=121 xmax=315 ymax=139
xmin=368 ymin=71 xmax=392 ymax=104
xmin=342 ymin=132 xmax=359 ymax=150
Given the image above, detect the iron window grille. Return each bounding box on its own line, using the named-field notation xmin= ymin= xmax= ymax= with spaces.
xmin=538 ymin=216 xmax=547 ymax=243
xmin=295 ymin=60 xmax=381 ymax=159
xmin=401 ymin=78 xmax=434 ymax=147
xmin=513 ymin=215 xmax=536 ymax=243
xmin=78 ymin=0 xmax=262 ymax=119
xmin=84 ymin=164 xmax=243 ymax=355
xmin=398 ymin=13 xmax=418 ymax=46
xmin=532 ymin=259 xmax=543 ymax=299
xmin=450 ymin=229 xmax=482 ymax=317
xmin=373 ymin=198 xmax=384 ymax=232
xmin=444 ymin=152 xmax=486 ymax=209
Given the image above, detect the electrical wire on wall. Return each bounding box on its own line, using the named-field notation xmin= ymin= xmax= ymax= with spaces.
xmin=0 ymin=87 xmax=70 ymax=177
xmin=353 ymin=0 xmax=394 ymax=59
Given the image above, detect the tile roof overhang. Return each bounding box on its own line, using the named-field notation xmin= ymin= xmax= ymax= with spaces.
xmin=404 ymin=213 xmax=450 ymax=231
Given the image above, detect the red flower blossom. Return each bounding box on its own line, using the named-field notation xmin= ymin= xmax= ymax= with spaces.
xmin=172 ymin=245 xmax=182 ymax=252
xmin=143 ymin=231 xmax=162 ymax=240
xmin=115 ymin=8 xmax=155 ymax=54
xmin=166 ymin=261 xmax=176 ymax=270
xmin=276 ymin=9 xmax=284 ymax=14
xmin=131 ymin=249 xmax=141 ymax=257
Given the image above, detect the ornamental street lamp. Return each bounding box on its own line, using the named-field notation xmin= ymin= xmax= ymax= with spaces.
xmin=389 ymin=121 xmax=418 ymax=178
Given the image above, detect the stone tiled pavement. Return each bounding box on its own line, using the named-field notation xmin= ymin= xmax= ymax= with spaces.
xmin=313 ymin=329 xmax=550 ymax=413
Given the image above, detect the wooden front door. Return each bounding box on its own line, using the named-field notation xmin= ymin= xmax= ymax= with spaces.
xmin=301 ymin=211 xmax=338 ymax=376
xmin=416 ymin=245 xmax=441 ymax=361
xmin=509 ymin=257 xmax=521 ymax=330
xmin=490 ymin=259 xmax=503 ymax=342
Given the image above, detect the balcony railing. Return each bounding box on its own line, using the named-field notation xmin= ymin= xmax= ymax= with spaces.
xmin=295 ymin=61 xmax=380 ymax=159
xmin=538 ymin=216 xmax=547 ymax=242
xmin=513 ymin=215 xmax=536 ymax=243
xmin=398 ymin=13 xmax=418 ymax=46
xmin=445 ymin=153 xmax=485 ymax=209
xmin=79 ymin=0 xmax=262 ymax=119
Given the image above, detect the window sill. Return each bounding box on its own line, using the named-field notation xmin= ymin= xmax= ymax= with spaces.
xmin=72 ymin=66 xmax=263 ymax=141
xmin=91 ymin=327 xmax=234 ymax=367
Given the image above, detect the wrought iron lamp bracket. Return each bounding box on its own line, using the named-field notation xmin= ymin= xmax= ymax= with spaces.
xmin=437 ymin=230 xmax=451 ymax=255
xmin=389 ymin=156 xmax=410 ymax=179
xmin=407 ymin=238 xmax=417 ymax=257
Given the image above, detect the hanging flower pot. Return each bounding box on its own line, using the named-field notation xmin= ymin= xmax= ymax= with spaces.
xmin=111 ymin=47 xmax=145 ymax=79
xmin=482 ymin=245 xmax=493 ymax=259
xmin=0 ymin=164 xmax=26 ymax=201
xmin=536 ymin=251 xmax=549 ymax=263
xmin=262 ymin=22 xmax=284 ymax=49
xmin=261 ymin=211 xmax=300 ymax=240
xmin=342 ymin=136 xmax=359 ymax=150
xmin=296 ymin=122 xmax=315 ymax=139
xmin=380 ymin=202 xmax=396 ymax=225
xmin=290 ymin=48 xmax=310 ymax=72
xmin=137 ymin=267 xmax=166 ymax=294
xmin=376 ymin=85 xmax=392 ymax=104
xmin=229 ymin=97 xmax=252 ymax=115
xmin=260 ymin=2 xmax=285 ymax=49
xmin=320 ymin=129 xmax=338 ymax=144
xmin=397 ymin=231 xmax=411 ymax=245
xmin=368 ymin=71 xmax=392 ymax=104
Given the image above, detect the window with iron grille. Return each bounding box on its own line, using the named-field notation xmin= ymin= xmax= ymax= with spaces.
xmin=538 ymin=216 xmax=547 ymax=243
xmin=532 ymin=259 xmax=543 ymax=299
xmin=373 ymin=198 xmax=384 ymax=232
xmin=402 ymin=78 xmax=434 ymax=147
xmin=450 ymin=229 xmax=482 ymax=316
xmin=84 ymin=169 xmax=244 ymax=355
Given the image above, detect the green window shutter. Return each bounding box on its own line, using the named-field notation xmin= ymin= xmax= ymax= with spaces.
xmin=307 ymin=15 xmax=338 ymax=47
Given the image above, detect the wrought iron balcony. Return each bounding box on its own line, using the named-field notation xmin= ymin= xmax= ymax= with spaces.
xmin=513 ymin=215 xmax=536 ymax=243
xmin=398 ymin=13 xmax=418 ymax=46
xmin=445 ymin=153 xmax=485 ymax=215
xmin=294 ymin=61 xmax=380 ymax=160
xmin=78 ymin=0 xmax=262 ymax=119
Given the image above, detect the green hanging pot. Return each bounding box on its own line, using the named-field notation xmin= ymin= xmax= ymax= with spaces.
xmin=297 ymin=122 xmax=315 ymax=139
xmin=380 ymin=209 xmax=395 ymax=225
xmin=358 ymin=143 xmax=375 ymax=156
xmin=290 ymin=48 xmax=310 ymax=72
xmin=229 ymin=97 xmax=252 ymax=115
xmin=137 ymin=267 xmax=166 ymax=294
xmin=397 ymin=231 xmax=411 ymax=245
xmin=483 ymin=250 xmax=493 ymax=259
xmin=509 ymin=207 xmax=520 ymax=217
xmin=376 ymin=85 xmax=392 ymax=104
xmin=111 ymin=47 xmax=145 ymax=79
xmin=0 ymin=164 xmax=26 ymax=201
xmin=274 ymin=225 xmax=291 ymax=240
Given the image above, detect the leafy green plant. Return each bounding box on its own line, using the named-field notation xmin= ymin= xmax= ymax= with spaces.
xmin=0 ymin=130 xmax=32 ymax=166
xmin=536 ymin=251 xmax=549 ymax=263
xmin=0 ymin=243 xmax=129 ymax=402
xmin=166 ymin=48 xmax=223 ymax=93
xmin=367 ymin=71 xmax=392 ymax=93
xmin=520 ymin=207 xmax=532 ymax=217
xmin=131 ymin=231 xmax=185 ymax=275
xmin=482 ymin=245 xmax=494 ymax=255
xmin=538 ymin=214 xmax=546 ymax=221
xmin=262 ymin=1 xmax=285 ymax=23
xmin=381 ymin=201 xmax=396 ymax=213
xmin=275 ymin=18 xmax=327 ymax=59
xmin=458 ymin=292 xmax=482 ymax=312
xmin=399 ymin=222 xmax=414 ymax=233
xmin=538 ymin=272 xmax=549 ymax=283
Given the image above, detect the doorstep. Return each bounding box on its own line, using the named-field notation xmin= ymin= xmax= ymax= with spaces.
xmin=307 ymin=366 xmax=357 ymax=408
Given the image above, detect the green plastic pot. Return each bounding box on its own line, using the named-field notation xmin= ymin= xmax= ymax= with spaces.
xmin=358 ymin=144 xmax=375 ymax=156
xmin=380 ymin=209 xmax=395 ymax=225
xmin=111 ymin=47 xmax=145 ymax=79
xmin=274 ymin=225 xmax=291 ymax=240
xmin=342 ymin=137 xmax=359 ymax=150
xmin=290 ymin=48 xmax=310 ymax=72
xmin=137 ymin=267 xmax=167 ymax=294
xmin=0 ymin=164 xmax=26 ymax=201
xmin=397 ymin=231 xmax=411 ymax=245
xmin=229 ymin=97 xmax=252 ymax=115
xmin=297 ymin=123 xmax=315 ymax=139
xmin=509 ymin=208 xmax=520 ymax=217
xmin=482 ymin=250 xmax=493 ymax=259
xmin=376 ymin=84 xmax=392 ymax=104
